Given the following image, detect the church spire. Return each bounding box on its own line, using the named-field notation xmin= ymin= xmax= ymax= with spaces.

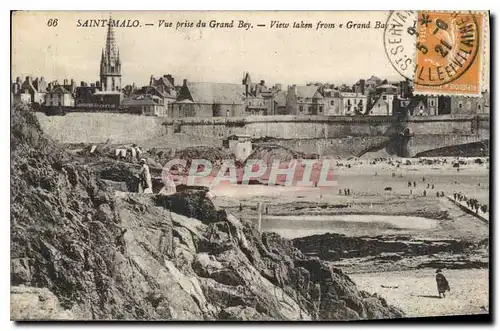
xmin=105 ymin=15 xmax=119 ymax=64
xmin=99 ymin=14 xmax=122 ymax=92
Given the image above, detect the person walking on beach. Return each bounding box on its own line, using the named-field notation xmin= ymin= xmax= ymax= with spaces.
xmin=436 ymin=269 xmax=451 ymax=298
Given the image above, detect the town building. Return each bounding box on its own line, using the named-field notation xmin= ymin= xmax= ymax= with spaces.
xmin=340 ymin=92 xmax=367 ymax=116
xmin=74 ymin=82 xmax=100 ymax=105
xmin=122 ymin=85 xmax=168 ymax=116
xmin=451 ymin=92 xmax=490 ymax=115
xmin=286 ymin=85 xmax=324 ymax=115
xmin=242 ymin=73 xmax=275 ymax=115
xmin=322 ymin=88 xmax=342 ymax=115
xmin=12 ymin=76 xmax=48 ymax=105
xmin=43 ymin=79 xmax=76 ymax=107
xmin=364 ymin=75 xmax=382 ymax=95
xmin=171 ymin=79 xmax=245 ymax=118
xmin=402 ymin=96 xmax=450 ymax=117
xmin=122 ymin=84 xmax=137 ymax=98
xmin=392 ymin=97 xmax=412 ymax=117
xmin=44 ymin=85 xmax=75 ymax=107
xmin=122 ymin=94 xmax=165 ymax=116
xmin=375 ymin=83 xmax=399 ymax=95
xmin=148 ymin=74 xmax=178 ymax=109
xmin=274 ymin=90 xmax=287 ymax=115
xmin=368 ymin=94 xmax=393 ymax=116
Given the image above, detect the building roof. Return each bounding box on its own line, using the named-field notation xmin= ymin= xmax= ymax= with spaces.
xmin=340 ymin=92 xmax=366 ymax=98
xmin=366 ymin=95 xmax=390 ymax=114
xmin=49 ymin=86 xmax=72 ymax=94
xmin=175 ymin=99 xmax=194 ymax=104
xmin=94 ymin=91 xmax=122 ymax=95
xmin=184 ymin=82 xmax=245 ymax=104
xmin=150 ymin=76 xmax=177 ymax=99
xmin=322 ymin=89 xmax=341 ymax=98
xmin=135 ymin=85 xmax=168 ymax=99
xmin=376 ymin=83 xmax=397 ymax=90
xmin=367 ymin=75 xmax=382 ymax=82
xmin=122 ymin=98 xmax=160 ymax=106
xmin=294 ymin=85 xmax=321 ymax=99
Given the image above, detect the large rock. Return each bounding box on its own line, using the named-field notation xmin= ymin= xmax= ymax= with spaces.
xmin=10 ymin=108 xmax=404 ymax=321
xmin=11 ymin=286 xmax=75 ymax=320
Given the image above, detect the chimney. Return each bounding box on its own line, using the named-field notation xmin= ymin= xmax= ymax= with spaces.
xmin=91 ymin=83 xmax=95 ymax=87
xmin=166 ymin=74 xmax=174 ymax=86
xmin=183 ymin=79 xmax=187 ymax=86
xmin=26 ymin=76 xmax=32 ymax=84
xmin=16 ymin=77 xmax=21 ymax=84
xmin=81 ymin=81 xmax=85 ymax=87
xmin=260 ymin=80 xmax=265 ymax=86
xmin=63 ymin=79 xmax=68 ymax=85
xmin=360 ymin=79 xmax=366 ymax=95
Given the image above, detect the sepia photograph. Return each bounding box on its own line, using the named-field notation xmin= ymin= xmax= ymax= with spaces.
xmin=10 ymin=10 xmax=490 ymax=321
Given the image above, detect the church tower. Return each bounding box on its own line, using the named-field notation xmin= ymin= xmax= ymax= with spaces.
xmin=100 ymin=16 xmax=122 ymax=92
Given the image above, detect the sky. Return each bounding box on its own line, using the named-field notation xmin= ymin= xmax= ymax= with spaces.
xmin=11 ymin=11 xmax=489 ymax=88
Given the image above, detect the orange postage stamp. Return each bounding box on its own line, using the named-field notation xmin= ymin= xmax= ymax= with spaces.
xmin=384 ymin=10 xmax=486 ymax=96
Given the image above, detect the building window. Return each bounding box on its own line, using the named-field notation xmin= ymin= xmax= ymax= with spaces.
xmin=308 ymin=106 xmax=312 ymax=112
xmin=330 ymin=100 xmax=334 ymax=106
xmin=458 ymin=102 xmax=463 ymax=108
xmin=478 ymin=104 xmax=482 ymax=110
xmin=382 ymin=95 xmax=387 ymax=100
xmin=430 ymin=100 xmax=435 ymax=106
xmin=299 ymin=105 xmax=303 ymax=112
xmin=419 ymin=105 xmax=424 ymax=110
xmin=347 ymin=99 xmax=351 ymax=105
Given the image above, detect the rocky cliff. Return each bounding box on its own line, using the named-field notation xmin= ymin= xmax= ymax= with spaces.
xmin=10 ymin=108 xmax=404 ymax=321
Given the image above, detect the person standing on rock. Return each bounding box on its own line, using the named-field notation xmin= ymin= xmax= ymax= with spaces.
xmin=436 ymin=269 xmax=451 ymax=298
xmin=138 ymin=158 xmax=153 ymax=194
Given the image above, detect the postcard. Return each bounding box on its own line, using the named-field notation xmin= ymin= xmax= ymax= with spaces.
xmin=11 ymin=10 xmax=490 ymax=321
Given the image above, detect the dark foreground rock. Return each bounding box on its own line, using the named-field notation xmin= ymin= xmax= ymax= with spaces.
xmin=10 ymin=108 xmax=404 ymax=321
xmin=293 ymin=233 xmax=489 ymax=273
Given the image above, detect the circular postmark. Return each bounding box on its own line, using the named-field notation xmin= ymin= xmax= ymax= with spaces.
xmin=384 ymin=11 xmax=480 ymax=87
